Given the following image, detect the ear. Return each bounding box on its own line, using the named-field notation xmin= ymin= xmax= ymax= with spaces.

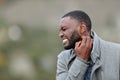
xmin=77 ymin=23 xmax=88 ymax=36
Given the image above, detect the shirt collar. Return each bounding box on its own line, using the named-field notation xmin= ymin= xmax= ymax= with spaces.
xmin=90 ymin=31 xmax=101 ymax=63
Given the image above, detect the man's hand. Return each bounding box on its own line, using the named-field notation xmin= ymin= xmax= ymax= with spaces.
xmin=74 ymin=36 xmax=93 ymax=61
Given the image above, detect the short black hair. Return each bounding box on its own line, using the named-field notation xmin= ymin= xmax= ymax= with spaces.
xmin=62 ymin=10 xmax=92 ymax=31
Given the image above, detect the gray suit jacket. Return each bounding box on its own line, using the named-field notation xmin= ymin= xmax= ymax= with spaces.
xmin=56 ymin=31 xmax=120 ymax=80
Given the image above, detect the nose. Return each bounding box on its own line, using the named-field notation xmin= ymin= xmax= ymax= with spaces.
xmin=59 ymin=32 xmax=64 ymax=38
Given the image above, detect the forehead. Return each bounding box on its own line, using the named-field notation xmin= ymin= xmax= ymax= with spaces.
xmin=60 ymin=16 xmax=79 ymax=27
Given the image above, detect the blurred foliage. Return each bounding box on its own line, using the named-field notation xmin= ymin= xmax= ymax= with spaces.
xmin=0 ymin=0 xmax=119 ymax=80
xmin=0 ymin=18 xmax=62 ymax=80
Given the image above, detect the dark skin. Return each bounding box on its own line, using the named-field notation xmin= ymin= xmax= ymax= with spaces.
xmin=59 ymin=16 xmax=93 ymax=61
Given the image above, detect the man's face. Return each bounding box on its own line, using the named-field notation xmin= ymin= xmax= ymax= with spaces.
xmin=59 ymin=16 xmax=81 ymax=49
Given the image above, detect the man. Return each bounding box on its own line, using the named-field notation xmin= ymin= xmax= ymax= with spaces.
xmin=56 ymin=10 xmax=120 ymax=80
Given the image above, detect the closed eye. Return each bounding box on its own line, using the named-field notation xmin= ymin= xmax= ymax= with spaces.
xmin=61 ymin=26 xmax=67 ymax=31
xmin=62 ymin=28 xmax=66 ymax=31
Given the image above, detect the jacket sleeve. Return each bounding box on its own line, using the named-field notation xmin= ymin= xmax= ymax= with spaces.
xmin=56 ymin=53 xmax=89 ymax=80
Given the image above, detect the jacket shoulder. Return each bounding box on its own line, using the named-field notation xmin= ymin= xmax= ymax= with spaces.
xmin=101 ymin=40 xmax=120 ymax=51
xmin=100 ymin=39 xmax=120 ymax=58
xmin=58 ymin=49 xmax=73 ymax=59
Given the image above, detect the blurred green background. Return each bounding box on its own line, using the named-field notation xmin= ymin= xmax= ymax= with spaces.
xmin=0 ymin=0 xmax=120 ymax=80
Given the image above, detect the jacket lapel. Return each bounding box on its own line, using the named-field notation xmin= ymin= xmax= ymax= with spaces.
xmin=90 ymin=58 xmax=102 ymax=80
xmin=90 ymin=31 xmax=102 ymax=80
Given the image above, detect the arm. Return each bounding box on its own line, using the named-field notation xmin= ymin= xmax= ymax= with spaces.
xmin=56 ymin=53 xmax=88 ymax=80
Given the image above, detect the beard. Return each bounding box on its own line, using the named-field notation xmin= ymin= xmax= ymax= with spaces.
xmin=64 ymin=31 xmax=81 ymax=50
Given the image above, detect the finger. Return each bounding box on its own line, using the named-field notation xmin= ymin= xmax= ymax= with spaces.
xmin=74 ymin=41 xmax=81 ymax=50
xmin=75 ymin=41 xmax=81 ymax=47
xmin=81 ymin=36 xmax=87 ymax=44
xmin=75 ymin=42 xmax=79 ymax=47
xmin=86 ymin=36 xmax=91 ymax=49
xmin=89 ymin=39 xmax=93 ymax=50
xmin=80 ymin=36 xmax=87 ymax=49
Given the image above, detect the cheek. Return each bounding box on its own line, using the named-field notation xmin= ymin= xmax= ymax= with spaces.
xmin=71 ymin=30 xmax=81 ymax=41
xmin=64 ymin=30 xmax=72 ymax=39
xmin=64 ymin=28 xmax=76 ymax=39
xmin=66 ymin=31 xmax=75 ymax=43
xmin=67 ymin=33 xmax=73 ymax=40
xmin=68 ymin=29 xmax=75 ymax=36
